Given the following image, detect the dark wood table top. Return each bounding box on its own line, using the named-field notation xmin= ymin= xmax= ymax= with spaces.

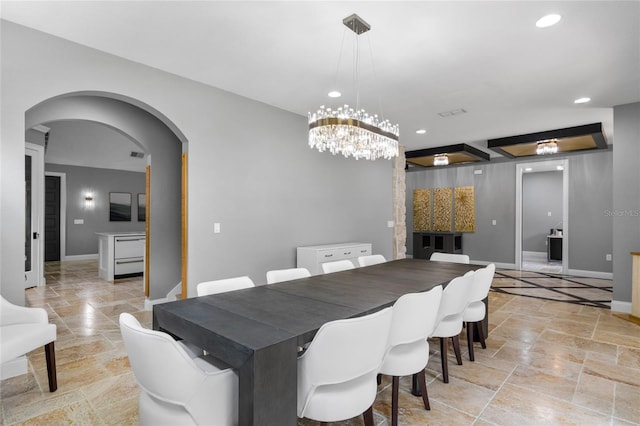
xmin=153 ymin=258 xmax=477 ymax=425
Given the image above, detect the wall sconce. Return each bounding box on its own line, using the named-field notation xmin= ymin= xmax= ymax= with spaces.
xmin=84 ymin=192 xmax=94 ymax=209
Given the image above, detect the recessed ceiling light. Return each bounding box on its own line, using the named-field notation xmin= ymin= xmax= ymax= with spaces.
xmin=525 ymin=167 xmax=533 ymax=172
xmin=327 ymin=91 xmax=341 ymax=98
xmin=574 ymin=97 xmax=591 ymax=104
xmin=536 ymin=14 xmax=562 ymax=28
xmin=416 ymin=129 xmax=427 ymax=134
xmin=556 ymin=165 xmax=564 ymax=170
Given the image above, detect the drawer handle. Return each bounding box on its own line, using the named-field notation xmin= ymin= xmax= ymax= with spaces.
xmin=360 ymin=249 xmax=368 ymax=253
xmin=116 ymin=259 xmax=144 ymax=264
xmin=116 ymin=238 xmax=145 ymax=242
xmin=344 ymin=251 xmax=351 ymax=255
xmin=324 ymin=254 xmax=333 ymax=258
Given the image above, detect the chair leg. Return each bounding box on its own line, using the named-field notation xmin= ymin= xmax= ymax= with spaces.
xmin=391 ymin=376 xmax=399 ymax=426
xmin=377 ymin=373 xmax=382 ymax=386
xmin=452 ymin=335 xmax=463 ymax=365
xmin=363 ymin=405 xmax=374 ymax=426
xmin=476 ymin=321 xmax=487 ymax=349
xmin=44 ymin=341 xmax=57 ymax=392
xmin=417 ymin=369 xmax=430 ymax=411
xmin=467 ymin=322 xmax=475 ymax=362
xmin=440 ymin=337 xmax=449 ymax=383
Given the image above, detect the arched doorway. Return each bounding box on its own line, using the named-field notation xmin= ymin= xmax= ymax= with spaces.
xmin=25 ymin=92 xmax=188 ymax=303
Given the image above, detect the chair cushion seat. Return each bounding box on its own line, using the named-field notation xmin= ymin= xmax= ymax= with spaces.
xmin=431 ymin=314 xmax=463 ymax=338
xmin=379 ymin=340 xmax=430 ymax=377
xmin=462 ymin=301 xmax=486 ymax=322
xmin=0 ymin=323 xmax=56 ymax=363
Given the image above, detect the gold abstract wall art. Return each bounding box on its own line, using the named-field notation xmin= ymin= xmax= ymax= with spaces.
xmin=413 ymin=189 xmax=431 ymax=231
xmin=454 ymin=186 xmax=476 ymax=232
xmin=433 ymin=187 xmax=453 ymax=231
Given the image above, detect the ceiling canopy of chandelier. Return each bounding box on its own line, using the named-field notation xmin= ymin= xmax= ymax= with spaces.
xmin=308 ymin=14 xmax=399 ymax=161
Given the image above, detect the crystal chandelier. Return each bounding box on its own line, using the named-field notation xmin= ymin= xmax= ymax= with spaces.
xmin=536 ymin=139 xmax=558 ymax=155
xmin=433 ymin=154 xmax=449 ymax=166
xmin=308 ymin=14 xmax=399 ymax=161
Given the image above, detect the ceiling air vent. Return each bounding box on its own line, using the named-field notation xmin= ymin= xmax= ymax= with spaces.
xmin=130 ymin=151 xmax=145 ymax=159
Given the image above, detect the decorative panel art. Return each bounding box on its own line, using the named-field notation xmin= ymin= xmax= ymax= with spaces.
xmin=454 ymin=186 xmax=476 ymax=232
xmin=433 ymin=187 xmax=453 ymax=232
xmin=413 ymin=189 xmax=431 ymax=231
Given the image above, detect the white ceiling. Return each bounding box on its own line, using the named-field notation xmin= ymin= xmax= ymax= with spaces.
xmin=3 ymin=1 xmax=639 ymax=169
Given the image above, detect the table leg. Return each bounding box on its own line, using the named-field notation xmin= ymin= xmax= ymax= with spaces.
xmin=238 ymin=338 xmax=298 ymax=426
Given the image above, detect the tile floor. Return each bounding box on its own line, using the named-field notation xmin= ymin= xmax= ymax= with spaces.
xmin=1 ymin=260 xmax=639 ymax=425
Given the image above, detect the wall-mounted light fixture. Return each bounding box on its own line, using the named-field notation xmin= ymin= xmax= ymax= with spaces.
xmin=84 ymin=192 xmax=94 ymax=209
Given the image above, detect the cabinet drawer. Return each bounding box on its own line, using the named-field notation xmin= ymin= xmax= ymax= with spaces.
xmin=316 ymin=245 xmax=371 ymax=262
xmin=115 ymin=237 xmax=145 ymax=259
xmin=115 ymin=257 xmax=144 ymax=275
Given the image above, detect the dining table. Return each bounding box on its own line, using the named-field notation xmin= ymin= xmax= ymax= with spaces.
xmin=153 ymin=258 xmax=480 ymax=426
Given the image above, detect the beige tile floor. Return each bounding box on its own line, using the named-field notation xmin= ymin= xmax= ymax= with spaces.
xmin=1 ymin=260 xmax=639 ymax=425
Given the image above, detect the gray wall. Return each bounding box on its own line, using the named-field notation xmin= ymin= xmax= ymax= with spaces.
xmin=1 ymin=21 xmax=393 ymax=303
xmin=612 ymin=102 xmax=640 ymax=305
xmin=406 ymin=151 xmax=613 ymax=274
xmin=523 ymin=171 xmax=563 ymax=252
xmin=45 ymin=163 xmax=145 ymax=256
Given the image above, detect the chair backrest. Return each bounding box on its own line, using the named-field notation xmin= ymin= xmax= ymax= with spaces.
xmin=429 ymin=252 xmax=470 ymax=264
xmin=436 ymin=274 xmax=474 ymax=323
xmin=266 ymin=267 xmax=311 ymax=284
xmin=468 ymin=264 xmax=495 ymax=303
xmin=321 ymin=260 xmax=355 ymax=274
xmin=0 ymin=295 xmax=48 ymax=326
xmin=387 ymin=286 xmax=443 ymax=348
xmin=297 ymin=307 xmax=393 ymax=417
xmin=119 ymin=313 xmax=207 ymax=406
xmin=357 ymin=254 xmax=387 ymax=267
xmin=196 ymin=276 xmax=255 ymax=296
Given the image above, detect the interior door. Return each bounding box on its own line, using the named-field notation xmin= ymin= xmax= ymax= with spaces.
xmin=25 ymin=144 xmax=44 ymax=288
xmin=45 ymin=175 xmax=61 ymax=261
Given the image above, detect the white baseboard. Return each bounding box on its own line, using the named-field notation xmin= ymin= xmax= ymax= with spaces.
xmin=611 ymin=300 xmax=632 ymax=314
xmin=471 ymin=260 xmax=516 ymax=270
xmin=143 ymin=282 xmax=182 ymax=311
xmin=566 ymin=269 xmax=613 ymax=280
xmin=1 ymin=356 xmax=28 ymax=380
xmin=63 ymin=254 xmax=99 ymax=261
xmin=522 ymin=251 xmax=547 ymax=259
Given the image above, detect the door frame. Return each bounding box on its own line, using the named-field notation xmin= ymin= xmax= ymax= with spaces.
xmin=25 ymin=143 xmax=45 ymax=287
xmin=44 ymin=171 xmax=67 ymax=261
xmin=515 ymin=158 xmax=569 ymax=273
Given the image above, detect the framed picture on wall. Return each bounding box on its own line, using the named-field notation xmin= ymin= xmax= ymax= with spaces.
xmin=109 ymin=192 xmax=132 ymax=221
xmin=137 ymin=193 xmax=146 ymax=222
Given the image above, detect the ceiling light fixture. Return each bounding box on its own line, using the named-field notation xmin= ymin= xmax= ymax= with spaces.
xmin=574 ymin=97 xmax=591 ymax=104
xmin=536 ymin=14 xmax=562 ymax=28
xmin=536 ymin=139 xmax=558 ymax=155
xmin=328 ymin=91 xmax=341 ymax=98
xmin=416 ymin=129 xmax=427 ymax=135
xmin=433 ymin=154 xmax=449 ymax=166
xmin=308 ymin=14 xmax=399 ymax=161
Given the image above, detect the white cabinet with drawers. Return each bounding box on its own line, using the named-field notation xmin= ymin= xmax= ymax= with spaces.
xmin=297 ymin=242 xmax=372 ymax=275
xmin=97 ymin=232 xmax=145 ymax=281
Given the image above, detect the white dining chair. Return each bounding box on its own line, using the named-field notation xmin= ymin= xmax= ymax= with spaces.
xmin=266 ymin=267 xmax=311 ymax=284
xmin=0 ymin=295 xmax=57 ymax=391
xmin=120 ymin=313 xmax=238 ymax=425
xmin=463 ymin=263 xmax=495 ymax=361
xmin=197 ymin=276 xmax=255 ymax=296
xmin=430 ymin=273 xmax=474 ymax=383
xmin=357 ymin=254 xmax=387 ymax=267
xmin=429 ymin=252 xmax=470 ymax=264
xmin=379 ymin=286 xmax=443 ymax=426
xmin=297 ymin=307 xmax=393 ymax=426
xmin=321 ymin=260 xmax=355 ymax=274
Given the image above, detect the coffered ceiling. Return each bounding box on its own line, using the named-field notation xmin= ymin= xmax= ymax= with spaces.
xmin=2 ymin=1 xmax=638 ymax=169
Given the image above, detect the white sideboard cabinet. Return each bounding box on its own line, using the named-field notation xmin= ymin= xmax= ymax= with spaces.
xmin=97 ymin=232 xmax=145 ymax=281
xmin=297 ymin=242 xmax=372 ymax=275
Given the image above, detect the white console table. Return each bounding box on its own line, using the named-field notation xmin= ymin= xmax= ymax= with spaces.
xmin=297 ymin=242 xmax=372 ymax=275
xmin=97 ymin=232 xmax=145 ymax=281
